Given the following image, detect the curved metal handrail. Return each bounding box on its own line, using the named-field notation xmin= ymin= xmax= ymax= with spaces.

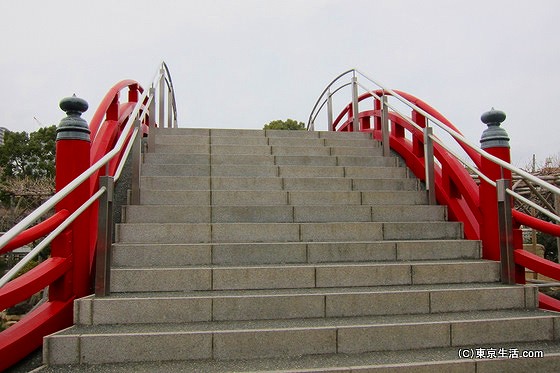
xmin=162 ymin=61 xmax=178 ymax=125
xmin=307 ymin=69 xmax=355 ymax=131
xmin=0 ymin=62 xmax=173 ymax=256
xmin=309 ymin=82 xmax=352 ymax=131
xmin=0 ymin=61 xmax=176 ymax=291
xmin=0 ymin=188 xmax=105 ymax=287
xmin=308 ymin=68 xmax=560 ymax=309
xmin=0 ymin=61 xmax=179 ymax=371
xmin=309 ymin=68 xmax=560 ymax=203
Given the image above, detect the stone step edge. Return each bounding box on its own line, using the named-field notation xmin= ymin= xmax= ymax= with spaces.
xmin=152 ymin=127 xmax=374 ymax=136
xmin=112 ymin=239 xmax=477 ymax=246
xmin=85 ymin=282 xmax=527 ymax=298
xmin=50 ymin=310 xmax=558 ymax=336
xmin=111 ymin=240 xmax=481 ymax=263
xmin=37 ymin=348 xmax=560 ymax=373
xmin=122 ymin=204 xmax=447 ymax=223
xmin=153 ymin=139 xmax=382 ymax=147
xmin=38 ymin=343 xmax=560 ymax=372
xmin=75 ymin=284 xmax=536 ymax=326
xmin=110 ymin=258 xmax=493 ymax=269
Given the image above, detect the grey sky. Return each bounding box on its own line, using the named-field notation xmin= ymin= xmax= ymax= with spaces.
xmin=1 ymin=0 xmax=558 ymax=166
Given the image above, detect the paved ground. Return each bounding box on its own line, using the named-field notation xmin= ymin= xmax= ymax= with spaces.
xmin=8 ymin=348 xmax=43 ymax=372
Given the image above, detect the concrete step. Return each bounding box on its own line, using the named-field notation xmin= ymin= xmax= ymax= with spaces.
xmin=270 ymin=129 xmax=373 ymax=139
xmin=151 ymin=128 xmax=374 ymax=139
xmin=268 ymin=137 xmax=328 ymax=147
xmin=73 ymin=283 xmax=537 ymax=326
xmin=139 ymin=190 xmax=428 ymax=205
xmin=141 ymin=163 xmax=211 ymax=176
xmin=140 ymin=176 xmax=420 ymax=191
xmin=212 ymin=128 xmax=265 ymax=137
xmin=43 ymin=310 xmax=560 ymax=365
xmin=156 ymin=128 xmax=265 ymax=140
xmin=154 ymin=135 xmax=210 ymax=146
xmin=158 ymin=136 xmax=350 ymax=148
xmin=144 ymin=153 xmax=398 ymax=167
xmin=329 ymin=146 xmax=384 ymax=156
xmin=123 ymin=205 xmax=447 ymax=223
xmin=108 ymin=260 xmax=498 ymax=292
xmin=39 ymin=341 xmax=560 ymax=372
xmin=150 ymin=128 xmax=370 ymax=139
xmin=141 ymin=164 xmax=408 ymax=178
xmin=267 ymin=129 xmax=373 ymax=139
xmin=211 ymin=136 xmax=268 ymax=145
xmin=115 ymin=221 xmax=463 ymax=244
xmin=111 ymin=240 xmax=482 ymax=267
xmin=154 ymin=131 xmax=379 ymax=145
xmin=153 ymin=143 xmax=385 ymax=156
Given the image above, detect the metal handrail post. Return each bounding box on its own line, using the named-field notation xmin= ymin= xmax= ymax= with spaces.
xmin=497 ymin=179 xmax=515 ymax=284
xmin=424 ymin=126 xmax=437 ymax=205
xmin=351 ymin=76 xmax=359 ymax=131
xmin=556 ymin=194 xmax=560 ymax=262
xmin=148 ymin=87 xmax=157 ymax=152
xmin=381 ymin=95 xmax=390 ymax=157
xmin=327 ymin=89 xmax=333 ymax=131
xmin=130 ymin=118 xmax=142 ymax=205
xmin=158 ymin=68 xmax=165 ymax=128
xmin=95 ymin=176 xmax=114 ymax=297
xmin=167 ymin=88 xmax=173 ymax=128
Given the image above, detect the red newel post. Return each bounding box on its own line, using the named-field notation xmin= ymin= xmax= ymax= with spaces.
xmin=479 ymin=108 xmax=512 ymax=261
xmin=52 ymin=95 xmax=92 ymax=300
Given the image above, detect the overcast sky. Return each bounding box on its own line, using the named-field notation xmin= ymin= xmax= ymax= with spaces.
xmin=1 ymin=0 xmax=558 ymax=167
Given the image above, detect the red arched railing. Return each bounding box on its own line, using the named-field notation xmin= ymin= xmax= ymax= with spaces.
xmin=0 ymin=62 xmax=177 ymax=371
xmin=331 ymin=88 xmax=482 ymax=241
xmin=309 ymin=68 xmax=560 ymax=312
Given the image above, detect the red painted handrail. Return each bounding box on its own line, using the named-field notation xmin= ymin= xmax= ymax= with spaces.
xmin=0 ymin=81 xmax=147 ymax=372
xmin=0 ymin=257 xmax=71 ymax=311
xmin=90 ymin=81 xmax=145 ymax=186
xmin=334 ymin=91 xmax=482 ymax=241
xmin=539 ymin=293 xmax=560 ymax=312
xmin=0 ymin=299 xmax=73 ymax=371
xmin=0 ymin=62 xmax=175 ymax=370
xmin=332 ymin=84 xmax=560 ymax=312
xmin=514 ymin=249 xmax=560 ymax=282
xmin=513 ymin=210 xmax=560 ymax=237
xmin=0 ymin=210 xmax=69 ymax=255
xmin=513 ymin=211 xmax=560 ymax=310
xmin=89 ymin=80 xmax=142 ymax=141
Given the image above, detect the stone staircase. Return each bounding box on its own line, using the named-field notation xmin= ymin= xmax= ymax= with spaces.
xmin=42 ymin=128 xmax=560 ymax=371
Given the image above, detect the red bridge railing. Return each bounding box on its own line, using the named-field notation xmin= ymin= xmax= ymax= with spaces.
xmin=0 ymin=62 xmax=177 ymax=371
xmin=308 ymin=69 xmax=560 ymax=311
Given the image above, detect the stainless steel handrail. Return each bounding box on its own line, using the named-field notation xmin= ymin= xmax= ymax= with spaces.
xmin=113 ymin=128 xmax=138 ymax=182
xmin=0 ymin=188 xmax=106 ymax=287
xmin=309 ymin=82 xmax=353 ymax=131
xmin=353 ymin=68 xmax=560 ymax=198
xmin=0 ymin=61 xmax=177 ymax=288
xmin=308 ymin=68 xmax=560 ymax=204
xmin=307 ymin=69 xmax=355 ymax=131
xmin=0 ymin=87 xmax=150 ymax=252
xmin=308 ymin=67 xmax=560 ymax=287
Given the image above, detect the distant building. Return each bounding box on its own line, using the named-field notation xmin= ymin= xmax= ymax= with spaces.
xmin=0 ymin=127 xmax=7 ymax=145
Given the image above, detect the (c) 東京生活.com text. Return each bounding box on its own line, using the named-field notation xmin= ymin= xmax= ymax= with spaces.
xmin=458 ymin=347 xmax=544 ymax=360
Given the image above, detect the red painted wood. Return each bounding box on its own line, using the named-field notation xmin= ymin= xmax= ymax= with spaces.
xmin=0 ymin=299 xmax=73 ymax=372
xmin=0 ymin=258 xmax=70 ymax=310
xmin=0 ymin=210 xmax=69 ymax=255
xmin=513 ymin=210 xmax=560 ymax=237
